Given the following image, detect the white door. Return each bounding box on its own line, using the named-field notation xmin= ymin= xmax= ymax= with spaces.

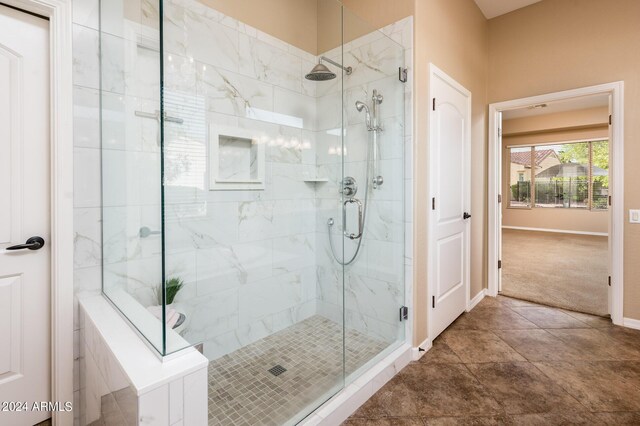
xmin=0 ymin=5 xmax=51 ymax=425
xmin=428 ymin=65 xmax=471 ymax=340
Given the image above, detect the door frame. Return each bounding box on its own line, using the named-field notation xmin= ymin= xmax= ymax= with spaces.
xmin=427 ymin=63 xmax=472 ymax=340
xmin=488 ymin=82 xmax=624 ymax=325
xmin=3 ymin=0 xmax=74 ymax=423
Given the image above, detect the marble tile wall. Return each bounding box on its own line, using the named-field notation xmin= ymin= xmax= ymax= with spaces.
xmin=161 ymin=0 xmax=321 ymax=360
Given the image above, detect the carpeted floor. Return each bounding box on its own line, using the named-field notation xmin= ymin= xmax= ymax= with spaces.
xmin=501 ymin=229 xmax=609 ymax=316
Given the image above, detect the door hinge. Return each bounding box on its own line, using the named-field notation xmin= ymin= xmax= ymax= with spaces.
xmin=399 ymin=67 xmax=408 ymax=83
xmin=609 ymin=195 xmax=612 ymax=206
xmin=432 ymin=98 xmax=436 ymax=111
xmin=498 ymin=260 xmax=502 ymax=269
xmin=432 ymin=296 xmax=435 ymax=308
xmin=498 ymin=194 xmax=502 ymax=203
xmin=432 ymin=197 xmax=436 ymax=210
xmin=608 ymin=276 xmax=611 ymax=287
xmin=609 ymin=114 xmax=612 ymax=125
xmin=399 ymin=306 xmax=409 ymax=321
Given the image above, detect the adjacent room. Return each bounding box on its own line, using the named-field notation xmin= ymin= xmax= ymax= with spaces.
xmin=500 ymin=95 xmax=611 ymax=316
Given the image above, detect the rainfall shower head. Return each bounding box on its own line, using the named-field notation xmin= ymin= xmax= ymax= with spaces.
xmin=305 ymin=56 xmax=352 ymax=81
xmin=305 ymin=62 xmax=336 ymax=81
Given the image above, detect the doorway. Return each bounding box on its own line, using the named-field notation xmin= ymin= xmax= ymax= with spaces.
xmin=488 ymin=83 xmax=624 ymax=324
xmin=428 ymin=64 xmax=472 ymax=340
xmin=0 ymin=3 xmax=51 ymax=425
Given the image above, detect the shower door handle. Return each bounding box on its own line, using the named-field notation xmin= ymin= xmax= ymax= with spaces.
xmin=343 ymin=198 xmax=363 ymax=240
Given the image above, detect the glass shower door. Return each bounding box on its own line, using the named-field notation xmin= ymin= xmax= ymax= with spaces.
xmin=340 ymin=7 xmax=407 ymax=378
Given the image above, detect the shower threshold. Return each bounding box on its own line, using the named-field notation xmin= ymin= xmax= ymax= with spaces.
xmin=207 ymin=315 xmax=388 ymax=426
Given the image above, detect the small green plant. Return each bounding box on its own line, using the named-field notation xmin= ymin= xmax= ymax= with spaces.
xmin=157 ymin=277 xmax=184 ymax=305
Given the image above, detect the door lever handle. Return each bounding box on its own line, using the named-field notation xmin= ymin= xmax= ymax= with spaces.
xmin=6 ymin=236 xmax=45 ymax=251
xmin=463 ymin=212 xmax=471 ymax=220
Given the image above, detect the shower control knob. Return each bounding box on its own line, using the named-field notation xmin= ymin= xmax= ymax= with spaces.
xmin=340 ymin=176 xmax=358 ymax=197
xmin=373 ymin=176 xmax=384 ymax=187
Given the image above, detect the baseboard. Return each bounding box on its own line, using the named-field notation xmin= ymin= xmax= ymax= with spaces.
xmin=467 ymin=289 xmax=487 ymax=312
xmin=623 ymin=317 xmax=640 ymax=330
xmin=502 ymin=225 xmax=608 ymax=237
xmin=412 ymin=337 xmax=432 ymax=361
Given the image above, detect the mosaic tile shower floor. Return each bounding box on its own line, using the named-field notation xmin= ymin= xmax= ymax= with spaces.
xmin=207 ymin=316 xmax=389 ymax=426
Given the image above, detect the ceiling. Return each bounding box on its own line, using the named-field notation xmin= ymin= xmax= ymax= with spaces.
xmin=474 ymin=0 xmax=543 ymax=19
xmin=502 ymin=94 xmax=610 ymax=120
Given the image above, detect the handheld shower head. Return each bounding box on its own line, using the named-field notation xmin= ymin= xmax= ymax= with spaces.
xmin=355 ymin=101 xmax=372 ymax=130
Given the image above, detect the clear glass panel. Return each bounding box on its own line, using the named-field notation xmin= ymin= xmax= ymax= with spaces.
xmin=161 ymin=0 xmax=347 ymax=422
xmin=591 ymin=140 xmax=609 ymax=210
xmin=535 ymin=143 xmax=589 ymax=208
xmin=100 ymin=0 xmax=166 ymax=354
xmin=508 ymin=146 xmax=532 ymax=208
xmin=340 ymin=6 xmax=406 ymax=380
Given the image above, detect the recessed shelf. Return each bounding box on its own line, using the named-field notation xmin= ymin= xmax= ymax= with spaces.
xmin=303 ymin=178 xmax=329 ymax=183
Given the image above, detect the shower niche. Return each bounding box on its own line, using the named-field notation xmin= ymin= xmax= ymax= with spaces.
xmin=209 ymin=126 xmax=265 ymax=190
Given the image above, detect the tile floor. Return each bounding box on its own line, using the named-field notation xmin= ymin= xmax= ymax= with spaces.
xmin=343 ymin=295 xmax=640 ymax=425
xmin=208 ymin=315 xmax=389 ymax=426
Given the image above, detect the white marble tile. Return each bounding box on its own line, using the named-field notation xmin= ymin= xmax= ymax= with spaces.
xmin=139 ymin=385 xmax=169 ymax=425
xmin=99 ymin=0 xmax=133 ymax=39
xmin=165 ymin=202 xmax=239 ymax=251
xmin=273 ymin=199 xmax=316 ymax=236
xmin=179 ymin=288 xmax=238 ymax=343
xmin=273 ymin=87 xmax=317 ymax=131
xmin=238 ymin=200 xmax=275 ymax=242
xmin=73 ymin=147 xmax=101 ymax=208
xmin=74 ymin=208 xmax=102 ymax=268
xmin=238 ymin=272 xmax=304 ymax=326
xmin=273 ymin=234 xmax=315 ymax=276
xmin=271 ymin=163 xmax=312 ymax=200
xmin=100 ymin=32 xmax=127 ymax=95
xmin=366 ymin=240 xmax=404 ymax=284
xmin=72 ymin=24 xmax=100 ymax=90
xmin=343 ymin=36 xmax=403 ymax=90
xmin=73 ymin=86 xmax=100 ymax=149
xmin=239 ymin=33 xmax=302 ymax=92
xmin=166 ymin=2 xmax=240 ymax=72
xmin=169 ymin=378 xmax=183 ymax=425
xmin=183 ymin=368 xmax=208 ymax=426
xmin=365 ymin=200 xmax=404 ymax=243
xmin=195 ymin=246 xmax=245 ymax=295
xmin=197 ymin=63 xmax=273 ymax=117
xmin=102 ymin=149 xmax=162 ymax=207
xmin=73 ymin=0 xmax=99 ymax=29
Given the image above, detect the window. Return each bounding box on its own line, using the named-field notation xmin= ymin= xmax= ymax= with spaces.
xmin=507 ymin=140 xmax=608 ymax=210
xmin=508 ymin=147 xmax=532 ymax=208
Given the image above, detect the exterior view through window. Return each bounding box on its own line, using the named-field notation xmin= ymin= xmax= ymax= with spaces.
xmin=508 ymin=140 xmax=609 ymax=210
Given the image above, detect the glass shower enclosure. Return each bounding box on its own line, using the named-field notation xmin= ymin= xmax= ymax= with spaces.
xmin=99 ymin=0 xmax=406 ymax=423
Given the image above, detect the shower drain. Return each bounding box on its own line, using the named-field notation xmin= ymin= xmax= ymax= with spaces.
xmin=268 ymin=365 xmax=287 ymax=376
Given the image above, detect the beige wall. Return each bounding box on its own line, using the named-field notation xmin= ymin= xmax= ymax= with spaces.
xmin=199 ymin=0 xmax=318 ymax=53
xmin=502 ymin=107 xmax=609 ymax=234
xmin=489 ymin=0 xmax=640 ymax=319
xmin=413 ymin=0 xmax=489 ymax=345
xmin=199 ymin=0 xmax=414 ymax=55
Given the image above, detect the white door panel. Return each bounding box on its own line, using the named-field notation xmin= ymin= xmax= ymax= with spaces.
xmin=429 ymin=65 xmax=471 ymax=340
xmin=0 ymin=4 xmax=50 ymax=425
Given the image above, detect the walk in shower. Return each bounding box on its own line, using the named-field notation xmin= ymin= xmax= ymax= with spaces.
xmin=99 ymin=0 xmax=408 ymax=423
